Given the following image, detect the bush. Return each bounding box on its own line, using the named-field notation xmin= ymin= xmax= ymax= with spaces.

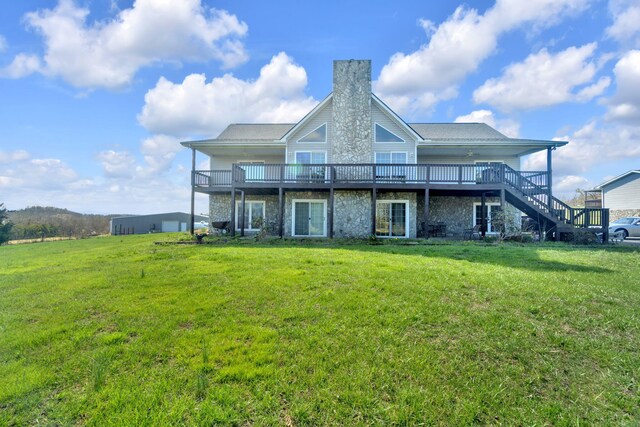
xmin=563 ymin=229 xmax=599 ymax=245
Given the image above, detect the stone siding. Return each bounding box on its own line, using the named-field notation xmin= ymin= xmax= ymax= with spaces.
xmin=334 ymin=191 xmax=371 ymax=237
xmin=209 ymin=193 xmax=279 ymax=234
xmin=332 ymin=60 xmax=372 ymax=163
xmin=418 ymin=196 xmax=520 ymax=237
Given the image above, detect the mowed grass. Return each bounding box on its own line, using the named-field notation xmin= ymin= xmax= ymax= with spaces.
xmin=1 ymin=235 xmax=639 ymax=425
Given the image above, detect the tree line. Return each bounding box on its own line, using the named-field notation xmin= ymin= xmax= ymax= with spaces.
xmin=1 ymin=205 xmax=112 ymax=242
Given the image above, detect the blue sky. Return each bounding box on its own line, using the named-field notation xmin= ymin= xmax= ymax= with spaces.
xmin=1 ymin=0 xmax=639 ymax=214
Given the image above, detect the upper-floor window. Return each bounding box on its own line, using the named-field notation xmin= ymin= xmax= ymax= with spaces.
xmin=375 ymin=123 xmax=404 ymax=143
xmin=298 ymin=123 xmax=327 ymax=143
xmin=295 ymin=151 xmax=326 ymax=164
xmin=375 ymin=152 xmax=407 ymax=164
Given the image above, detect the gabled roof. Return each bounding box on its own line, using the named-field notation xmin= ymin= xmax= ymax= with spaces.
xmin=409 ymin=123 xmax=507 ymax=139
xmin=279 ymin=94 xmax=331 ymax=142
xmin=216 ymin=123 xmax=294 ymax=140
xmin=595 ymin=170 xmax=640 ymax=189
xmin=372 ymin=94 xmax=424 ymax=141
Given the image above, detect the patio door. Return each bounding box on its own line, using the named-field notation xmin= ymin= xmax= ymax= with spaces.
xmin=473 ymin=203 xmax=502 ymax=233
xmin=376 ymin=201 xmax=409 ymax=237
xmin=293 ymin=200 xmax=326 ymax=237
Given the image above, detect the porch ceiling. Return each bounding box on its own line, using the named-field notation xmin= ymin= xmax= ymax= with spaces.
xmin=189 ymin=143 xmax=286 ymax=158
xmin=418 ymin=143 xmax=548 ymax=158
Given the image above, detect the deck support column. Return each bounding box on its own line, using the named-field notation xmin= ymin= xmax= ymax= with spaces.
xmin=240 ymin=190 xmax=245 ymax=237
xmin=547 ymin=146 xmax=553 ymax=210
xmin=480 ymin=192 xmax=487 ymax=238
xmin=278 ymin=187 xmax=284 ymax=238
xmin=423 ymin=187 xmax=430 ymax=239
xmin=189 ymin=147 xmax=196 ymax=235
xmin=230 ymin=189 xmax=236 ymax=237
xmin=328 ymin=188 xmax=334 ymax=238
xmin=371 ymin=188 xmax=377 ymax=236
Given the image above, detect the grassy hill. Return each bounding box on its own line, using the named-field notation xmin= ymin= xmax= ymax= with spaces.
xmin=1 ymin=235 xmax=638 ymax=425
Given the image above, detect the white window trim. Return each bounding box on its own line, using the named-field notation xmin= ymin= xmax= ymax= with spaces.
xmin=235 ymin=200 xmax=265 ymax=231
xmin=374 ymin=151 xmax=409 ymax=164
xmin=294 ymin=150 xmax=327 ymax=164
xmin=374 ymin=122 xmax=405 ymax=143
xmin=297 ymin=123 xmax=327 ymax=143
xmin=472 ymin=202 xmax=501 ymax=234
xmin=292 ymin=199 xmax=327 ymax=237
xmin=376 ymin=200 xmax=410 ymax=238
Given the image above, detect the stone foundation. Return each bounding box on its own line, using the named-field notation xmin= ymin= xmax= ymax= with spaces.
xmin=334 ymin=191 xmax=370 ymax=238
xmin=209 ymin=193 xmax=279 ymax=234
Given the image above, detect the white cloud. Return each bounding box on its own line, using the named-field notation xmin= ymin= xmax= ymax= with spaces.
xmin=0 ymin=157 xmax=78 ymax=190
xmin=606 ymin=0 xmax=640 ymax=46
xmin=454 ymin=109 xmax=520 ymax=137
xmin=97 ymin=150 xmax=137 ymax=178
xmin=554 ymin=175 xmax=591 ymax=192
xmin=0 ymin=54 xmax=42 ymax=79
xmin=374 ymin=0 xmax=590 ymax=116
xmin=0 ymin=149 xmax=30 ymax=164
xmin=139 ymin=134 xmax=181 ymax=175
xmin=523 ymin=121 xmax=640 ymax=176
xmin=138 ymin=52 xmax=318 ymax=137
xmin=473 ymin=44 xmax=609 ymax=111
xmin=605 ymin=50 xmax=640 ymax=123
xmin=1 ymin=0 xmax=248 ymax=89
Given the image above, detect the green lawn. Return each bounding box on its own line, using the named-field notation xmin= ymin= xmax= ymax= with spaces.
xmin=1 ymin=235 xmax=639 ymax=425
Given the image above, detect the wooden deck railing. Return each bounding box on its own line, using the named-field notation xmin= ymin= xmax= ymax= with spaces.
xmin=195 ymin=163 xmax=550 ymax=187
xmin=192 ymin=163 xmax=607 ymax=229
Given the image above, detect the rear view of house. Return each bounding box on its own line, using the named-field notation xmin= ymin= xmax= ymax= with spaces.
xmin=182 ymin=60 xmax=608 ymax=239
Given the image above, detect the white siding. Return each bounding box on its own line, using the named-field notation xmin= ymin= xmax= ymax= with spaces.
xmin=371 ymin=103 xmax=417 ymax=163
xmin=210 ymin=154 xmax=285 ymax=170
xmin=286 ymin=99 xmax=333 ymax=163
xmin=603 ymin=174 xmax=640 ymax=209
xmin=416 ymin=155 xmax=520 ymax=170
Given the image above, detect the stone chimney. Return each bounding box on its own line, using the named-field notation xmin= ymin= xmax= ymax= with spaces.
xmin=332 ymin=60 xmax=372 ymax=163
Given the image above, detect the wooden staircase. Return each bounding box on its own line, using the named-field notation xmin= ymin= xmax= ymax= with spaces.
xmin=499 ymin=165 xmax=609 ymax=237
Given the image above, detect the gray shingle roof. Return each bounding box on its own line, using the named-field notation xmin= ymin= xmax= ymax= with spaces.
xmin=216 ymin=124 xmax=295 ymax=140
xmin=409 ymin=123 xmax=507 ymax=140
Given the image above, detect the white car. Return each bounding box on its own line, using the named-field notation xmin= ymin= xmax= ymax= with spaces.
xmin=608 ymin=217 xmax=640 ymax=239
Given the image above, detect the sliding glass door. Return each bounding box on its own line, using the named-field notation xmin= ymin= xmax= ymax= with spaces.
xmin=293 ymin=200 xmax=326 ymax=237
xmin=376 ymin=201 xmax=408 ymax=237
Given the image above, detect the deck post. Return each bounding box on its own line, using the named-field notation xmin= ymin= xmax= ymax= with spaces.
xmin=190 ymin=147 xmax=196 ymax=235
xmin=230 ymin=189 xmax=236 ymax=237
xmin=278 ymin=187 xmax=284 ymax=238
xmin=423 ymin=187 xmax=430 ymax=238
xmin=240 ymin=190 xmax=245 ymax=237
xmin=371 ymin=188 xmax=377 ymax=236
xmin=547 ymin=146 xmax=553 ymax=209
xmin=329 ymin=188 xmax=334 ymax=238
xmin=480 ymin=192 xmax=486 ymax=238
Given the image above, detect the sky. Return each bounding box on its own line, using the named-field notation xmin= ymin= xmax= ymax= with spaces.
xmin=1 ymin=0 xmax=639 ymax=215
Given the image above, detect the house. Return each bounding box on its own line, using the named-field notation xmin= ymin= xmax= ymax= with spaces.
xmin=181 ymin=60 xmax=608 ymax=239
xmin=110 ymin=212 xmax=207 ymax=235
xmin=587 ymin=170 xmax=640 ymax=221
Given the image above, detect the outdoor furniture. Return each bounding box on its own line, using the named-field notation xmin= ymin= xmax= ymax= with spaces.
xmin=433 ymin=222 xmax=446 ymax=237
xmin=210 ymin=221 xmax=230 ymax=235
xmin=463 ymin=224 xmax=482 ymax=240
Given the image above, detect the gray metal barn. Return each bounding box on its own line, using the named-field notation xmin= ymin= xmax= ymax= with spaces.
xmin=110 ymin=212 xmax=208 ymax=235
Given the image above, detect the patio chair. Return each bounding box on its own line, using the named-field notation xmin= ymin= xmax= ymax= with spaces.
xmin=463 ymin=224 xmax=482 ymax=240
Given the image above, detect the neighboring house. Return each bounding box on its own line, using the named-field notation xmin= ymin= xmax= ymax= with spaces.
xmin=182 ymin=60 xmax=608 ymax=239
xmin=111 ymin=212 xmax=207 ymax=235
xmin=588 ymin=170 xmax=640 ymax=221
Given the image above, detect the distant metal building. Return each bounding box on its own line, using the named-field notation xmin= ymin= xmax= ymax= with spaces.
xmin=110 ymin=212 xmax=208 ymax=235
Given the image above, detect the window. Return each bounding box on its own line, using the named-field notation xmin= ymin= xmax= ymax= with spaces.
xmin=293 ymin=151 xmax=326 ymax=182
xmin=376 ymin=201 xmax=409 ymax=238
xmin=292 ymin=200 xmax=326 ymax=237
xmin=298 ymin=123 xmax=327 ymax=143
xmin=474 ymin=161 xmax=503 ymax=183
xmin=473 ymin=203 xmax=502 ymax=234
xmin=375 ymin=152 xmax=407 ymax=181
xmin=235 ymin=201 xmax=265 ymax=231
xmin=295 ymin=151 xmax=326 ymax=164
xmin=375 ymin=123 xmax=404 ymax=143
